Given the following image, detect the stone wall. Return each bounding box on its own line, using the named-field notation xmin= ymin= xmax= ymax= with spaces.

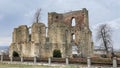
xmin=47 ymin=8 xmax=93 ymax=58
xmin=9 ymin=23 xmax=47 ymax=58
xmin=9 ymin=8 xmax=93 ymax=58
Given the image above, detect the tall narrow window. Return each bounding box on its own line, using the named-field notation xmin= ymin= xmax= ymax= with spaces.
xmin=28 ymin=27 xmax=31 ymax=42
xmin=29 ymin=27 xmax=31 ymax=34
xmin=29 ymin=34 xmax=31 ymax=41
xmin=71 ymin=33 xmax=75 ymax=41
xmin=73 ymin=34 xmax=75 ymax=40
xmin=46 ymin=27 xmax=48 ymax=37
xmin=72 ymin=18 xmax=76 ymax=26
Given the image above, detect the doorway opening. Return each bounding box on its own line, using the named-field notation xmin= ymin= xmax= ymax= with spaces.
xmin=53 ymin=50 xmax=61 ymax=58
xmin=12 ymin=51 xmax=19 ymax=57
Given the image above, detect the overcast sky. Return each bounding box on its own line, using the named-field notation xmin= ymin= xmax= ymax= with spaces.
xmin=0 ymin=0 xmax=120 ymax=49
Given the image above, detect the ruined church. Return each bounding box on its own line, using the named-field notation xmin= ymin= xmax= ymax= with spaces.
xmin=9 ymin=8 xmax=93 ymax=58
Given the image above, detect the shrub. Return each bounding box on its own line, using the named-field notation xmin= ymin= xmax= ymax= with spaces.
xmin=100 ymin=54 xmax=107 ymax=58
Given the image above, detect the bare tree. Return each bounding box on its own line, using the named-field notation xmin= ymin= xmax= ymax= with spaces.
xmin=34 ymin=8 xmax=41 ymax=23
xmin=96 ymin=24 xmax=113 ymax=57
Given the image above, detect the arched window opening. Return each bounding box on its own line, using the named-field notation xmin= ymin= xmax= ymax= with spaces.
xmin=72 ymin=18 xmax=76 ymax=26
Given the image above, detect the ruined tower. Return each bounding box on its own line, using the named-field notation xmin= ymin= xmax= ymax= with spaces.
xmin=9 ymin=8 xmax=93 ymax=58
xmin=9 ymin=23 xmax=47 ymax=58
xmin=48 ymin=8 xmax=93 ymax=58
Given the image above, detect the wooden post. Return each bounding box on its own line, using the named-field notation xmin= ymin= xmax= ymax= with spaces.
xmin=34 ymin=56 xmax=37 ymax=63
xmin=10 ymin=57 xmax=13 ymax=62
xmin=1 ymin=50 xmax=4 ymax=62
xmin=48 ymin=57 xmax=51 ymax=65
xmin=21 ymin=57 xmax=23 ymax=62
xmin=87 ymin=57 xmax=91 ymax=68
xmin=113 ymin=57 xmax=117 ymax=68
xmin=1 ymin=55 xmax=3 ymax=62
xmin=66 ymin=56 xmax=69 ymax=65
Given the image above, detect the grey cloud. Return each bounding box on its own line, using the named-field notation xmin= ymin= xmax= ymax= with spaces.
xmin=0 ymin=0 xmax=120 ymax=49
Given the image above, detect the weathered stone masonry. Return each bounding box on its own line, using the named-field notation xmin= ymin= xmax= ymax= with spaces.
xmin=9 ymin=8 xmax=93 ymax=58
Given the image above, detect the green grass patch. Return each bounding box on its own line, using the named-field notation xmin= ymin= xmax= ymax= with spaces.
xmin=0 ymin=63 xmax=59 ymax=68
xmin=0 ymin=63 xmax=80 ymax=68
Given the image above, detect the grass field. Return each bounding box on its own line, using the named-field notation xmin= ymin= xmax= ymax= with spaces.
xmin=0 ymin=63 xmax=80 ymax=68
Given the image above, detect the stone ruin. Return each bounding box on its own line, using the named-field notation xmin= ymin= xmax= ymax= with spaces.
xmin=9 ymin=8 xmax=94 ymax=58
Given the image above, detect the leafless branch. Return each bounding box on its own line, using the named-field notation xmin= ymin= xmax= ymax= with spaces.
xmin=34 ymin=8 xmax=41 ymax=23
